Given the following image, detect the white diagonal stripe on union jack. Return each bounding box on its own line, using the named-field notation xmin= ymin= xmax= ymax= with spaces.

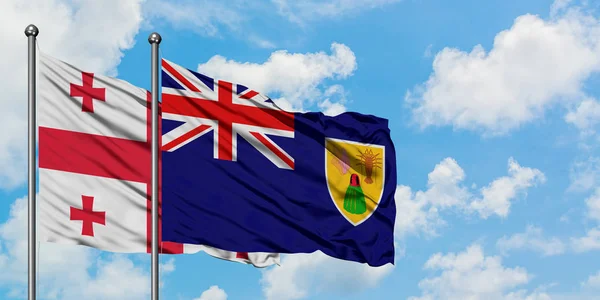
xmin=161 ymin=113 xmax=217 ymax=154
xmin=161 ymin=58 xmax=295 ymax=169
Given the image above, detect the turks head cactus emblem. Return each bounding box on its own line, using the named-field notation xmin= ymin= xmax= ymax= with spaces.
xmin=325 ymin=138 xmax=385 ymax=226
xmin=343 ymin=173 xmax=367 ymax=215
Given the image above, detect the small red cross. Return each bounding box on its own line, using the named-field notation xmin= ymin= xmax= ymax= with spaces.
xmin=70 ymin=72 xmax=106 ymax=113
xmin=70 ymin=195 xmax=106 ymax=237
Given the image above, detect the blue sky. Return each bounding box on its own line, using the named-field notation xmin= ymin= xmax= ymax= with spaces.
xmin=2 ymin=0 xmax=600 ymax=299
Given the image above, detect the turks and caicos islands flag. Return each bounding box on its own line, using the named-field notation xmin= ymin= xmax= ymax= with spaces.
xmin=37 ymin=52 xmax=279 ymax=267
xmin=161 ymin=59 xmax=397 ymax=267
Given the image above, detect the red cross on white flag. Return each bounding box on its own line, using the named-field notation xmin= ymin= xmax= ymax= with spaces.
xmin=70 ymin=72 xmax=106 ymax=113
xmin=37 ymin=52 xmax=280 ymax=267
xmin=70 ymin=195 xmax=106 ymax=237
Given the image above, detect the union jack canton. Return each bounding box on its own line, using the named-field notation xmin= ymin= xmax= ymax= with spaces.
xmin=161 ymin=59 xmax=295 ymax=169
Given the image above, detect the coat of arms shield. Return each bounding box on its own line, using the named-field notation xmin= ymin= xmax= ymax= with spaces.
xmin=325 ymin=138 xmax=385 ymax=226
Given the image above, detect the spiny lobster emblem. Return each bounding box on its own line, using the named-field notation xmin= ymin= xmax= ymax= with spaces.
xmin=356 ymin=148 xmax=382 ymax=184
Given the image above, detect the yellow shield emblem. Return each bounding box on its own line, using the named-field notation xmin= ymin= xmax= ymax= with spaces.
xmin=325 ymin=138 xmax=385 ymax=226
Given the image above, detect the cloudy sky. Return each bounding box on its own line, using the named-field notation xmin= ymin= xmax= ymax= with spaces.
xmin=1 ymin=0 xmax=600 ymax=299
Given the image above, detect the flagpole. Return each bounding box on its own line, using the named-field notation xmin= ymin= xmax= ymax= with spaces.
xmin=25 ymin=24 xmax=39 ymax=300
xmin=149 ymin=32 xmax=162 ymax=300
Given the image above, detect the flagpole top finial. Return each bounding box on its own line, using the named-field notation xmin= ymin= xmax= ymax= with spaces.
xmin=148 ymin=32 xmax=162 ymax=44
xmin=24 ymin=24 xmax=39 ymax=37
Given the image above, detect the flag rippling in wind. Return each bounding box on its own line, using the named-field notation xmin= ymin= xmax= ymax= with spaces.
xmin=161 ymin=58 xmax=397 ymax=267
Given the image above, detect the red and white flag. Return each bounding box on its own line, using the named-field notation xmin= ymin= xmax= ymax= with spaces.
xmin=37 ymin=52 xmax=279 ymax=267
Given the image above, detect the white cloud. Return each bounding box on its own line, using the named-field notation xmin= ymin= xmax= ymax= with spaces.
xmin=504 ymin=290 xmax=552 ymax=300
xmin=394 ymin=158 xmax=469 ymax=238
xmin=496 ymin=225 xmax=566 ymax=256
xmin=469 ymin=158 xmax=546 ymax=219
xmin=581 ymin=271 xmax=600 ymax=290
xmin=197 ymin=42 xmax=357 ymax=112
xmin=565 ymin=98 xmax=600 ymax=137
xmin=318 ymin=99 xmax=347 ymax=116
xmin=260 ymin=252 xmax=393 ymax=300
xmin=532 ymin=271 xmax=600 ymax=299
xmin=395 ymin=157 xmax=545 ymax=238
xmin=76 ymin=255 xmax=150 ymax=299
xmin=581 ymin=270 xmax=600 ymax=289
xmin=585 ymin=188 xmax=600 ymax=222
xmin=143 ymin=0 xmax=279 ymax=49
xmin=143 ymin=0 xmax=242 ymax=37
xmin=423 ymin=157 xmax=471 ymax=208
xmin=248 ymin=35 xmax=278 ymax=49
xmin=424 ymin=44 xmax=434 ymax=58
xmin=394 ymin=185 xmax=446 ymax=239
xmin=409 ymin=243 xmax=538 ymax=300
xmin=317 ymin=85 xmax=348 ymax=116
xmin=550 ymin=0 xmax=574 ymax=17
xmin=272 ymin=0 xmax=401 ymax=25
xmin=571 ymin=228 xmax=600 ymax=253
xmin=0 ymin=0 xmax=144 ymax=189
xmin=273 ymin=85 xmax=348 ymax=116
xmin=406 ymin=4 xmax=600 ymax=135
xmin=567 ymin=178 xmax=600 ymax=254
xmin=194 ymin=285 xmax=228 ymax=300
xmin=0 ymin=196 xmax=157 ymax=299
xmin=160 ymin=257 xmax=176 ymax=274
xmin=148 ymin=0 xmax=402 ymax=34
xmin=569 ymin=156 xmax=600 ymax=192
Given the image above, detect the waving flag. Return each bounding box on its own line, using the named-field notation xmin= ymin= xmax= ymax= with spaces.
xmin=161 ymin=59 xmax=397 ymax=266
xmin=37 ymin=52 xmax=279 ymax=267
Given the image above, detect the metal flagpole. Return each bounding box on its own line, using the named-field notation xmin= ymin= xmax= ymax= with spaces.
xmin=25 ymin=24 xmax=39 ymax=300
xmin=148 ymin=32 xmax=162 ymax=300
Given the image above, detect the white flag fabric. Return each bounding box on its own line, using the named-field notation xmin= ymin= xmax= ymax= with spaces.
xmin=38 ymin=52 xmax=279 ymax=267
